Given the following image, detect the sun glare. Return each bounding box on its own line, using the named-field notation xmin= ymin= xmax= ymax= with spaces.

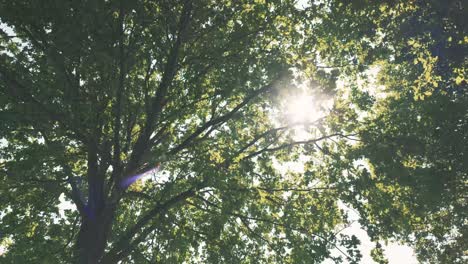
xmin=286 ymin=95 xmax=319 ymax=124
xmin=272 ymin=90 xmax=332 ymax=140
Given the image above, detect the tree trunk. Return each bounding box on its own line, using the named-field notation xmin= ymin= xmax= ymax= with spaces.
xmin=75 ymin=207 xmax=115 ymax=264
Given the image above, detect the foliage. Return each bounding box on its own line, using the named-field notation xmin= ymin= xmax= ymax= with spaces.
xmin=0 ymin=0 xmax=466 ymax=263
xmin=315 ymin=0 xmax=467 ymax=263
xmin=0 ymin=0 xmax=358 ymax=263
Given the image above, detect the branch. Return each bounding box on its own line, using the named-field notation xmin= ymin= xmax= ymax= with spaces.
xmin=54 ymin=215 xmax=80 ymax=255
xmin=195 ymin=195 xmax=352 ymax=260
xmin=124 ymin=190 xmax=152 ymax=200
xmin=253 ymin=186 xmax=337 ymax=193
xmin=21 ymin=25 xmax=79 ymax=99
xmin=126 ymin=0 xmax=193 ymax=176
xmin=111 ymin=2 xmax=126 ymax=184
xmin=0 ymin=63 xmax=88 ymax=143
xmin=241 ymin=133 xmax=349 ymax=161
xmin=101 ymin=184 xmax=201 ymax=263
xmin=224 ymin=119 xmax=326 ymax=167
xmin=238 ymin=217 xmax=275 ymax=248
xmin=65 ymin=174 xmax=86 ymax=217
xmin=169 ymin=83 xmax=273 ymax=155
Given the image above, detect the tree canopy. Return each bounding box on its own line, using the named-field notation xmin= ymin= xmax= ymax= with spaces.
xmin=0 ymin=0 xmax=466 ymax=263
xmin=317 ymin=1 xmax=467 ymax=263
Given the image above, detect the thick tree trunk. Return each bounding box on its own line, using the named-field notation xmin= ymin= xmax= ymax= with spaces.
xmin=76 ymin=139 xmax=114 ymax=263
xmin=75 ymin=208 xmax=115 ymax=264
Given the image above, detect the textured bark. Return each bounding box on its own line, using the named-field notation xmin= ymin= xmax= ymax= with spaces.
xmin=76 ymin=207 xmax=115 ymax=264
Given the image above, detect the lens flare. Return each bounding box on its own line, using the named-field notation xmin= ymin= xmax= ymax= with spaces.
xmin=120 ymin=164 xmax=161 ymax=189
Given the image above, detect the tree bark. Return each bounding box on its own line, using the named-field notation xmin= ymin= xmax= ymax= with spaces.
xmin=75 ymin=207 xmax=115 ymax=264
xmin=76 ymin=142 xmax=115 ymax=263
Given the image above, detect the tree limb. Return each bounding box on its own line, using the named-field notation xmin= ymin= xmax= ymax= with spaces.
xmin=101 ymin=185 xmax=200 ymax=263
xmin=169 ymin=83 xmax=274 ymax=155
xmin=111 ymin=1 xmax=126 ymax=188
xmin=0 ymin=63 xmax=88 ymax=143
xmin=241 ymin=133 xmax=350 ymax=161
xmin=126 ymin=0 xmax=193 ymax=176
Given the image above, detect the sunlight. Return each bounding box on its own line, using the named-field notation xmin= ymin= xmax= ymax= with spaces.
xmin=271 ymin=86 xmax=333 ymax=140
xmin=276 ymin=91 xmax=328 ymax=141
xmin=286 ymin=95 xmax=318 ymax=124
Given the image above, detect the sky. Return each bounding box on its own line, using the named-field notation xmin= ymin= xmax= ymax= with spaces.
xmin=337 ymin=203 xmax=418 ymax=264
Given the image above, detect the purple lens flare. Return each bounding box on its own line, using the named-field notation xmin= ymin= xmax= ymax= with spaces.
xmin=80 ymin=164 xmax=161 ymax=220
xmin=119 ymin=164 xmax=161 ymax=189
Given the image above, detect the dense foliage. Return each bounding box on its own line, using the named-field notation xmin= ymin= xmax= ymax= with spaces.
xmin=0 ymin=0 xmax=466 ymax=263
xmin=316 ymin=0 xmax=467 ymax=263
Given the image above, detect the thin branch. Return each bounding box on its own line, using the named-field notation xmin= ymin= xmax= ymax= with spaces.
xmin=241 ymin=133 xmax=350 ymax=161
xmin=124 ymin=190 xmax=152 ymax=200
xmin=256 ymin=186 xmax=337 ymax=192
xmin=111 ymin=1 xmax=126 ymax=185
xmin=54 ymin=215 xmax=80 ymax=255
xmin=194 ymin=195 xmax=352 ymax=260
xmin=102 ymin=182 xmax=202 ymax=263
xmin=126 ymin=0 xmax=193 ymax=176
xmin=169 ymin=83 xmax=274 ymax=155
xmin=66 ymin=176 xmax=86 ymax=217
xmin=0 ymin=64 xmax=88 ymax=143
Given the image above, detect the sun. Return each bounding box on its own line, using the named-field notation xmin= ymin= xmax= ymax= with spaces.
xmin=286 ymin=95 xmax=318 ymax=124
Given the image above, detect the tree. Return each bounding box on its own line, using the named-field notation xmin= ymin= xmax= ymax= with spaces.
xmin=309 ymin=0 xmax=467 ymax=263
xmin=0 ymin=1 xmax=360 ymax=263
xmin=1 ymin=0 xmax=466 ymax=263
